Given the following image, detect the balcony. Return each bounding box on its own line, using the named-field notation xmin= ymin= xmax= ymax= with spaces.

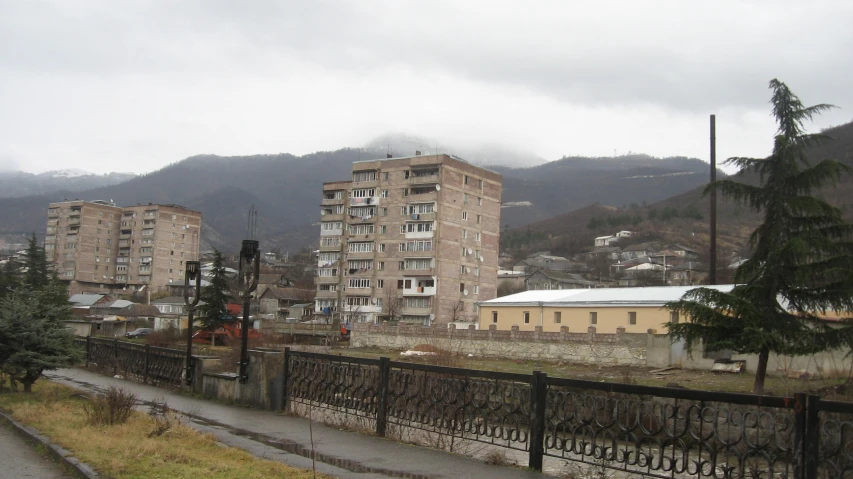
xmin=316 ymin=276 xmax=340 ymax=284
xmin=401 ymin=305 xmax=432 ymax=316
xmin=402 ymin=277 xmax=437 ymax=296
xmin=116 ymin=257 xmax=130 ymax=263
xmin=320 ymin=228 xmax=343 ymax=237
xmin=408 ymin=173 xmax=439 ymax=184
xmin=315 ymin=289 xmax=338 ymax=299
xmin=405 ymin=231 xmax=433 ymax=240
xmin=319 ymin=243 xmax=342 ymax=252
xmin=118 ymin=239 xmax=130 ymax=247
xmin=405 ymin=212 xmax=435 ymax=222
xmin=319 ymin=212 xmax=344 ymax=222
xmin=321 ymin=197 xmax=345 ymax=206
xmin=119 ymin=234 xmax=132 ymax=240
xmin=349 ymin=196 xmax=379 ymax=207
xmin=67 ymin=217 xmax=80 ymax=226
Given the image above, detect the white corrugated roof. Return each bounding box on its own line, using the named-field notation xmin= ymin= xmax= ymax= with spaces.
xmin=480 ymin=285 xmax=736 ymax=306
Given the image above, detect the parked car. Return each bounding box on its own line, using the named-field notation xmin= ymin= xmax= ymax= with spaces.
xmin=126 ymin=328 xmax=155 ymax=338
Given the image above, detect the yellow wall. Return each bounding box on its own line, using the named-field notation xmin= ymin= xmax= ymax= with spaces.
xmin=478 ymin=305 xmax=676 ymax=334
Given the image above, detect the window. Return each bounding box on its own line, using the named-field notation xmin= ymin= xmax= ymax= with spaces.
xmin=405 ymin=297 xmax=430 ymax=308
xmin=347 ymin=259 xmax=373 ymax=270
xmin=460 ymin=265 xmax=466 ymax=274
xmin=379 ymin=225 xmax=386 ymax=234
xmin=461 ymin=229 xmax=468 ymax=239
xmin=478 ymin=179 xmax=483 ymax=188
xmin=459 ymin=283 xmax=465 ymax=293
xmin=397 ymin=280 xmax=404 ymax=289
xmin=382 ymin=172 xmax=389 ymax=180
xmin=381 ymin=207 xmax=387 ymax=216
xmin=377 ymin=279 xmax=384 ymax=288
xmin=492 ymin=311 xmax=498 ymax=323
xmin=322 ymin=221 xmax=343 ymax=231
xmin=402 ymin=222 xmax=433 ymax=233
xmin=380 ymin=190 xmax=389 ymax=198
xmin=348 ymin=242 xmax=374 ymax=253
xmin=462 ymin=211 xmax=468 ymax=221
xmin=403 ymin=203 xmax=434 ymax=215
xmin=350 ymin=188 xmax=376 ymax=198
xmin=347 ymin=206 xmax=376 ymax=218
xmin=320 ymin=236 xmax=341 ymax=247
xmin=475 ymin=232 xmax=481 ymax=242
xmin=319 ymin=284 xmax=337 ymax=291
xmin=477 ymin=197 xmax=482 ymax=206
xmin=464 ymin=175 xmax=470 ymax=185
xmin=323 ymin=190 xmax=344 ymax=200
xmin=348 ymin=278 xmax=371 ymax=288
xmin=404 ymin=258 xmax=432 ymax=270
xmin=379 ymin=243 xmax=386 ymax=253
xmin=318 ymin=252 xmax=340 ymax=263
xmin=523 ymin=311 xmax=530 ymax=324
xmin=348 ymin=223 xmax=374 ymax=235
xmin=590 ymin=312 xmax=597 ymax=324
xmin=670 ymin=311 xmax=679 ymax=323
xmin=378 ymin=261 xmax=384 ymax=271
xmin=629 ymin=311 xmax=637 ymax=325
xmin=554 ymin=312 xmax=562 ymax=324
xmin=473 ymin=285 xmax=479 ymax=294
xmin=400 ymin=240 xmax=432 ymax=252
xmin=476 ymin=215 xmax=481 ymax=224
xmin=346 ymin=296 xmax=371 ymax=306
xmin=352 ymin=170 xmax=377 ymax=182
xmin=317 ymin=268 xmax=338 ymax=277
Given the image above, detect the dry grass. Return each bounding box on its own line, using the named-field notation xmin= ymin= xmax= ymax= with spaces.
xmin=0 ymin=382 xmax=330 ymax=479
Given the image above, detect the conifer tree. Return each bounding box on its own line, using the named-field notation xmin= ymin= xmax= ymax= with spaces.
xmin=198 ymin=250 xmax=233 ymax=346
xmin=0 ymin=285 xmax=81 ymax=392
xmin=23 ymin=233 xmax=48 ymax=289
xmin=666 ymin=79 xmax=853 ymax=394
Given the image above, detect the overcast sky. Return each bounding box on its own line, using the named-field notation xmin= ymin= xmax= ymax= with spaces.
xmin=1 ymin=0 xmax=851 ymax=174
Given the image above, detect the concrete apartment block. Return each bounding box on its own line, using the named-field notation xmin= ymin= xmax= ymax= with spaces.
xmin=46 ymin=200 xmax=201 ymax=296
xmin=315 ymin=153 xmax=502 ymax=326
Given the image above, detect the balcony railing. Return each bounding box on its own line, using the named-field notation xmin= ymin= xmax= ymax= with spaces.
xmin=315 ymin=276 xmax=340 ymax=284
xmin=408 ymin=174 xmax=439 ymax=184
xmin=321 ymin=197 xmax=345 ymax=206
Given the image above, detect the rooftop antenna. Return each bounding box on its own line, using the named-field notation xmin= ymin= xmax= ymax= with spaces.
xmin=246 ymin=204 xmax=258 ymax=241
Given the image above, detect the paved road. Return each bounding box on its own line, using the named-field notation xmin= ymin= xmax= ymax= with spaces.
xmin=0 ymin=421 xmax=73 ymax=479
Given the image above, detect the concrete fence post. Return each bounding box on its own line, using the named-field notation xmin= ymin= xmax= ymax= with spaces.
xmin=534 ymin=325 xmax=543 ymax=340
xmin=511 ymin=325 xmax=519 ymax=340
xmin=488 ymin=324 xmax=496 ymax=340
xmin=376 ymin=357 xmax=391 ymax=437
xmin=560 ymin=326 xmax=569 ymax=341
xmin=282 ymin=347 xmax=291 ymax=411
xmin=528 ymin=370 xmax=547 ymax=471
xmin=144 ymin=344 xmax=150 ymax=384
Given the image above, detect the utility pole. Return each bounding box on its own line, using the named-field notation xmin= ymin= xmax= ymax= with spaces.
xmin=709 ymin=114 xmax=718 ymax=285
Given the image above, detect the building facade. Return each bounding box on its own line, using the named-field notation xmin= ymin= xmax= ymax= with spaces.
xmin=315 ymin=153 xmax=502 ymax=326
xmin=477 ymin=285 xmax=735 ymax=334
xmin=46 ymin=200 xmax=202 ymax=295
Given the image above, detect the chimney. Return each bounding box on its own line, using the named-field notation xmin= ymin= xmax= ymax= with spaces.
xmin=386 ymin=153 xmax=393 ymax=158
xmin=415 ymin=150 xmax=422 ymax=156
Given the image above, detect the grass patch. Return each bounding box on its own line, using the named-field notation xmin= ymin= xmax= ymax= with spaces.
xmin=0 ymin=382 xmax=330 ymax=479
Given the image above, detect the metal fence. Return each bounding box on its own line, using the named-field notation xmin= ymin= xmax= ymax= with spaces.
xmin=284 ymin=349 xmax=853 ymax=479
xmin=74 ymin=337 xmax=185 ymax=388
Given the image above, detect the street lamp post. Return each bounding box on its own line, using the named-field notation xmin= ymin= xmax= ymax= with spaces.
xmin=183 ymin=260 xmax=201 ymax=386
xmin=238 ymin=239 xmax=260 ymax=383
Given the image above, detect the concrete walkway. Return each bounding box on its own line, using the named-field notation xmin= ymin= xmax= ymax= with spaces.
xmin=0 ymin=421 xmax=74 ymax=478
xmin=45 ymin=368 xmax=557 ymax=479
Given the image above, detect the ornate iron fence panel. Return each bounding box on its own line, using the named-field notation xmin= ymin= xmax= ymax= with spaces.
xmin=286 ymin=351 xmax=381 ymax=421
xmin=143 ymin=345 xmax=185 ymax=387
xmin=79 ymin=338 xmax=184 ymax=388
xmin=386 ymin=362 xmax=533 ymax=452
xmin=817 ymin=400 xmax=853 ymax=479
xmin=544 ymin=378 xmax=798 ymax=479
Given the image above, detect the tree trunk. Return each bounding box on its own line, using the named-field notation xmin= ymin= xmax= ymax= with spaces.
xmin=23 ymin=382 xmax=33 ymax=393
xmin=753 ymin=346 xmax=770 ymax=394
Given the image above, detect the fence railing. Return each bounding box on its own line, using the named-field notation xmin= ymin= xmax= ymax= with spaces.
xmin=284 ymin=349 xmax=853 ymax=479
xmin=74 ymin=337 xmax=185 ymax=388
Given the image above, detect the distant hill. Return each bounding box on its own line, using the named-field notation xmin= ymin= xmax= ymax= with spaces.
xmin=0 ymin=146 xmax=720 ymax=253
xmin=506 ymin=120 xmax=853 ymax=261
xmin=0 ymin=170 xmax=136 ymax=198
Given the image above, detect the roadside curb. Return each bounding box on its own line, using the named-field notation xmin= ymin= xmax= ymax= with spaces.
xmin=0 ymin=407 xmax=100 ymax=479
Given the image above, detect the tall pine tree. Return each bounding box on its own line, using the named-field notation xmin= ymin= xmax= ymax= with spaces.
xmin=23 ymin=233 xmax=48 ymax=289
xmin=198 ymin=250 xmax=233 ymax=346
xmin=666 ymin=79 xmax=853 ymax=394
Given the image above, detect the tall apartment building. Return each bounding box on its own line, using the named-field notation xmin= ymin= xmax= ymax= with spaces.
xmin=315 ymin=153 xmax=502 ymax=326
xmin=45 ymin=200 xmax=202 ymax=295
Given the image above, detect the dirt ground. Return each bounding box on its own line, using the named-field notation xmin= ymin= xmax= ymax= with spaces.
xmin=338 ymin=345 xmax=853 ymax=400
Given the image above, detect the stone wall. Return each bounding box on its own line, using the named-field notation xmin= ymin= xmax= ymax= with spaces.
xmin=351 ymin=323 xmax=653 ymax=366
xmin=350 ymin=323 xmax=853 ymax=377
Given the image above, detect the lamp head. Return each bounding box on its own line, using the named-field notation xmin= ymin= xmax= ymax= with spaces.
xmin=240 ymin=239 xmax=260 ymax=264
xmin=185 ymin=261 xmax=200 ymax=280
